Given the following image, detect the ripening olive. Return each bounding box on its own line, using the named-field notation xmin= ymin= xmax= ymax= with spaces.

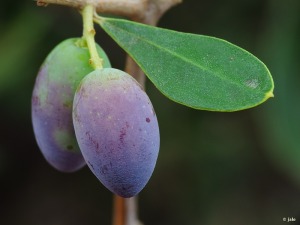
xmin=73 ymin=68 xmax=160 ymax=197
xmin=32 ymin=38 xmax=111 ymax=172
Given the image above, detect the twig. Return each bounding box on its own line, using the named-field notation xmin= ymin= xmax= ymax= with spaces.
xmin=113 ymin=195 xmax=126 ymax=225
xmin=36 ymin=0 xmax=182 ymax=21
xmin=37 ymin=0 xmax=147 ymax=20
xmin=122 ymin=1 xmax=182 ymax=225
xmin=142 ymin=0 xmax=182 ymax=25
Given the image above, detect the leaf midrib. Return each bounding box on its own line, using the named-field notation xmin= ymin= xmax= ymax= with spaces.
xmin=102 ymin=18 xmax=263 ymax=94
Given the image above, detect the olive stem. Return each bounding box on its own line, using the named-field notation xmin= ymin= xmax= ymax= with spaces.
xmin=113 ymin=195 xmax=125 ymax=225
xmin=112 ymin=1 xmax=182 ymax=224
xmin=113 ymin=195 xmax=142 ymax=225
xmin=82 ymin=4 xmax=103 ymax=69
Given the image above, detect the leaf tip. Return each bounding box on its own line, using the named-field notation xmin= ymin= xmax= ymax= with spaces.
xmin=265 ymin=90 xmax=274 ymax=99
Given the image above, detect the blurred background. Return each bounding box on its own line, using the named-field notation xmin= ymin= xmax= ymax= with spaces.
xmin=1 ymin=0 xmax=300 ymax=224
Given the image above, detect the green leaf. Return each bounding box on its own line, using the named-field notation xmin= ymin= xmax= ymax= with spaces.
xmin=96 ymin=17 xmax=274 ymax=112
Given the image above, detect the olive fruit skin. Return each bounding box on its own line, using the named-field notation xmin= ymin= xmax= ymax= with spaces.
xmin=73 ymin=68 xmax=160 ymax=197
xmin=31 ymin=38 xmax=111 ymax=172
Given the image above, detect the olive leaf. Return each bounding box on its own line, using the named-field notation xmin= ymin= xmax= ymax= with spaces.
xmin=96 ymin=16 xmax=274 ymax=112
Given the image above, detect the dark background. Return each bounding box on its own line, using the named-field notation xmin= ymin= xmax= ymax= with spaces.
xmin=1 ymin=0 xmax=300 ymax=224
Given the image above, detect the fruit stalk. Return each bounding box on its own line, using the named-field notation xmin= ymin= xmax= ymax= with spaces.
xmin=82 ymin=4 xmax=103 ymax=69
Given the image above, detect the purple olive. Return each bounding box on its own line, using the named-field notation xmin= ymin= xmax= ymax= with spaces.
xmin=73 ymin=68 xmax=160 ymax=197
xmin=32 ymin=38 xmax=111 ymax=172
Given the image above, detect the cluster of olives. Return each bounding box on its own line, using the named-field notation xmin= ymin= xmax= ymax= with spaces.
xmin=31 ymin=38 xmax=160 ymax=198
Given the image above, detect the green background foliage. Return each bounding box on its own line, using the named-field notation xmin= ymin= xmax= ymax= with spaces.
xmin=0 ymin=0 xmax=299 ymax=224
